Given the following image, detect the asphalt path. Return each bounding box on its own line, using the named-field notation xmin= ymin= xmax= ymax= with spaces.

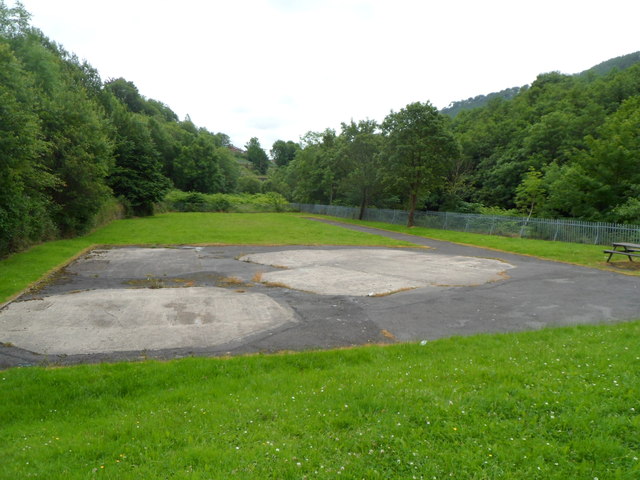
xmin=1 ymin=218 xmax=638 ymax=368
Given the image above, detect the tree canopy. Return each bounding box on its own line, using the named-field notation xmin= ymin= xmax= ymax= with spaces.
xmin=2 ymin=0 xmax=640 ymax=258
xmin=0 ymin=1 xmax=241 ymax=256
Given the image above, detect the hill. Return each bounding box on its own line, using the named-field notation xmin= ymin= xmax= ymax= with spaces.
xmin=440 ymin=86 xmax=521 ymax=117
xmin=577 ymin=50 xmax=640 ymax=77
xmin=442 ymin=51 xmax=640 ymax=118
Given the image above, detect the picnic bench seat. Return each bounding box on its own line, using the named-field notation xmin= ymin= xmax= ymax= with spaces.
xmin=605 ymin=242 xmax=640 ymax=262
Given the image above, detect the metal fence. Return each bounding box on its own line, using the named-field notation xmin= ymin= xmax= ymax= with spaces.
xmin=291 ymin=203 xmax=640 ymax=246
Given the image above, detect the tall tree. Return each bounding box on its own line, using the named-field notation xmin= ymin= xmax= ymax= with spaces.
xmin=339 ymin=119 xmax=382 ymax=219
xmin=382 ymin=102 xmax=460 ymax=226
xmin=173 ymin=131 xmax=224 ymax=193
xmin=270 ymin=140 xmax=300 ymax=167
xmin=106 ymin=99 xmax=170 ymax=216
xmin=0 ymin=41 xmax=54 ymax=255
xmin=245 ymin=137 xmax=269 ymax=174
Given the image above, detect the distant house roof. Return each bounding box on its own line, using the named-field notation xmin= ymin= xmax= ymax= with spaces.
xmin=228 ymin=145 xmax=246 ymax=155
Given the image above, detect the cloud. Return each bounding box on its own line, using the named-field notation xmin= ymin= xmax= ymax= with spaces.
xmin=248 ymin=116 xmax=285 ymax=130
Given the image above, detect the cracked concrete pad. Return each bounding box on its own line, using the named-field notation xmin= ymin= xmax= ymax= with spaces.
xmin=241 ymin=249 xmax=513 ymax=296
xmin=262 ymin=265 xmax=427 ymax=296
xmin=68 ymin=247 xmax=208 ymax=278
xmin=0 ymin=287 xmax=295 ymax=355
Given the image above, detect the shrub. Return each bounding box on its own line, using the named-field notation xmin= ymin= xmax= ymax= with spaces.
xmin=162 ymin=190 xmax=291 ymax=213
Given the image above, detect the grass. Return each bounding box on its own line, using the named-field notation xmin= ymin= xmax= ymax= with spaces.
xmin=1 ymin=322 xmax=639 ymax=479
xmin=1 ymin=211 xmax=639 ymax=478
xmin=318 ymin=216 xmax=637 ymax=272
xmin=0 ymin=213 xmax=414 ymax=303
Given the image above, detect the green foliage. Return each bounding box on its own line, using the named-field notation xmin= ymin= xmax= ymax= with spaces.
xmin=107 ymin=104 xmax=171 ymax=216
xmin=441 ymin=85 xmax=522 ymax=118
xmin=38 ymin=82 xmax=114 ymax=235
xmin=381 ymin=102 xmax=460 ymax=226
xmin=0 ymin=1 xmax=241 ymax=256
xmin=104 ymin=77 xmax=146 ymax=113
xmin=451 ymin=62 xmax=640 ymax=221
xmin=0 ymin=41 xmax=53 ymax=255
xmin=515 ymin=168 xmax=546 ymax=218
xmin=338 ymin=119 xmax=383 ymax=219
xmin=162 ymin=190 xmax=291 ymax=213
xmin=245 ymin=137 xmax=270 ymax=174
xmin=173 ymin=132 xmax=224 ymax=193
xmin=578 ymin=50 xmax=640 ymax=77
xmin=0 ymin=1 xmax=30 ymax=38
xmin=476 ymin=205 xmax=520 ymax=217
xmin=270 ymin=139 xmax=300 ymax=167
xmin=163 ymin=191 xmax=231 ymax=212
xmin=237 ymin=175 xmax=262 ymax=194
xmin=545 ymin=95 xmax=640 ymax=220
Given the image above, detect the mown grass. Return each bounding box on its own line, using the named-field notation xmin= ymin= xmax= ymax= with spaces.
xmin=2 ymin=212 xmax=639 ymax=478
xmin=319 ymin=216 xmax=635 ymax=272
xmin=0 ymin=213 xmax=414 ymax=303
xmin=1 ymin=321 xmax=639 ymax=479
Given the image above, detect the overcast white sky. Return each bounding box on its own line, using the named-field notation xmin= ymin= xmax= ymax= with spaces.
xmin=11 ymin=0 xmax=640 ymax=151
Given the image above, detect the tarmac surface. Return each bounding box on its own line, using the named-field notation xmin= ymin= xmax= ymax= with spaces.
xmin=1 ymin=218 xmax=639 ymax=368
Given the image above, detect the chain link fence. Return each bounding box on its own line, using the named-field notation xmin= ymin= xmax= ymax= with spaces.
xmin=291 ymin=203 xmax=640 ymax=246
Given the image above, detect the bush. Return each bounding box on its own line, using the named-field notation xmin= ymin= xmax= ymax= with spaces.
xmin=162 ymin=190 xmax=291 ymax=213
xmin=237 ymin=176 xmax=262 ymax=194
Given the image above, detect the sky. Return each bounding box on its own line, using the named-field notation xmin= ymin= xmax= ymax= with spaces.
xmin=10 ymin=0 xmax=640 ymax=152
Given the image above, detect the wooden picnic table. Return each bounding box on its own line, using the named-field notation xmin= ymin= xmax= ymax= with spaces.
xmin=604 ymin=242 xmax=640 ymax=262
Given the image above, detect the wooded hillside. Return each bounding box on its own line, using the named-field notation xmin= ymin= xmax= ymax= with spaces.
xmin=2 ymin=0 xmax=639 ymax=258
xmin=0 ymin=3 xmax=243 ymax=257
xmin=271 ymin=54 xmax=640 ymax=225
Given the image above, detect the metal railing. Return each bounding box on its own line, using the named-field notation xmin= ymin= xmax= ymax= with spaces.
xmin=291 ymin=203 xmax=640 ymax=246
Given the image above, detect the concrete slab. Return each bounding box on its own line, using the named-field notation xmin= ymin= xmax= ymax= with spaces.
xmin=1 ymin=224 xmax=638 ymax=369
xmin=66 ymin=246 xmax=211 ymax=278
xmin=260 ymin=265 xmax=427 ymax=296
xmin=0 ymin=287 xmax=295 ymax=355
xmin=241 ymin=249 xmax=512 ymax=295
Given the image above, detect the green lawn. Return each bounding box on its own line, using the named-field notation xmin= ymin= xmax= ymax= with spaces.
xmin=1 ymin=212 xmax=639 ymax=478
xmin=0 ymin=213 xmax=414 ymax=303
xmin=1 ymin=322 xmax=639 ymax=479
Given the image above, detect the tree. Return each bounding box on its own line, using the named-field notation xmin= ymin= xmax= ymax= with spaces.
xmin=245 ymin=137 xmax=269 ymax=174
xmin=107 ymin=101 xmax=170 ymax=216
xmin=0 ymin=1 xmax=30 ymax=38
xmin=104 ymin=77 xmax=146 ymax=113
xmin=339 ymin=119 xmax=382 ymax=219
xmin=41 ymin=86 xmax=114 ymax=234
xmin=515 ymin=168 xmax=546 ymax=220
xmin=0 ymin=41 xmax=54 ymax=255
xmin=270 ymin=140 xmax=300 ymax=167
xmin=381 ymin=102 xmax=460 ymax=226
xmin=173 ymin=132 xmax=224 ymax=193
xmin=285 ymin=129 xmax=345 ymax=204
xmin=545 ymin=95 xmax=640 ymax=220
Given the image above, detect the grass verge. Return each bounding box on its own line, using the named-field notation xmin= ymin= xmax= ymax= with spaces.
xmin=0 ymin=213 xmax=415 ymax=304
xmin=317 ymin=216 xmax=638 ymax=272
xmin=1 ymin=321 xmax=639 ymax=479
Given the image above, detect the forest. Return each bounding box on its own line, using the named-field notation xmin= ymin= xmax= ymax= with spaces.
xmin=1 ymin=1 xmax=640 ymax=258
xmin=271 ymin=53 xmax=640 ymax=225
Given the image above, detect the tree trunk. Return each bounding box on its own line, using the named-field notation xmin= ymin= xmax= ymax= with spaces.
xmin=407 ymin=192 xmax=417 ymax=227
xmin=358 ymin=188 xmax=368 ymax=220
